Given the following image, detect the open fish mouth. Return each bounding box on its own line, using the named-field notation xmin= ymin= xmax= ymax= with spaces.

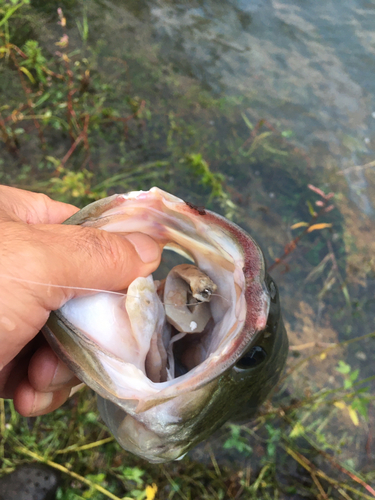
xmin=43 ymin=187 xmax=288 ymax=463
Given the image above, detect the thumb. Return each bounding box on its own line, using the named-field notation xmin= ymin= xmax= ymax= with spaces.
xmin=34 ymin=224 xmax=162 ymax=310
xmin=0 ymin=222 xmax=161 ymax=366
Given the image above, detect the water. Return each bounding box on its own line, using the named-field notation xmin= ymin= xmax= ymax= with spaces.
xmin=106 ymin=0 xmax=375 ymax=476
xmin=148 ymin=0 xmax=375 ymax=214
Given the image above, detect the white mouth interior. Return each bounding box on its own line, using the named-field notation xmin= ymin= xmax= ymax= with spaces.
xmin=58 ymin=194 xmax=253 ymax=401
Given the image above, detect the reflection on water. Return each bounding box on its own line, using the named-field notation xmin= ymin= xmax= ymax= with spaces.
xmin=148 ymin=0 xmax=375 ymax=215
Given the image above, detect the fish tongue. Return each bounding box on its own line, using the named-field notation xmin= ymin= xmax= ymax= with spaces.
xmin=125 ymin=276 xmax=168 ymax=379
xmin=60 ymin=275 xmax=175 ymax=383
xmin=142 ymin=280 xmax=171 ymax=383
xmin=145 ymin=321 xmax=171 ymax=383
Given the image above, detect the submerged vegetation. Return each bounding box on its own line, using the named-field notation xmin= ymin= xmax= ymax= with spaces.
xmin=1 ymin=1 xmax=374 ymax=498
xmin=0 ymin=0 xmax=233 ymax=213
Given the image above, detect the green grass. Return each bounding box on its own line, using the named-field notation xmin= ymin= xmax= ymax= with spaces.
xmin=2 ymin=331 xmax=375 ymax=499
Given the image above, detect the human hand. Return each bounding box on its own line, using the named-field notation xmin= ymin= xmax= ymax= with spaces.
xmin=0 ymin=186 xmax=161 ymax=416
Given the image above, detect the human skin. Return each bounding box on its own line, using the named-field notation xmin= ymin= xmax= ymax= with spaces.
xmin=0 ymin=186 xmax=161 ymax=417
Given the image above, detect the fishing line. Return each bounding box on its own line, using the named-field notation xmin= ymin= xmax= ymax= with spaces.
xmin=0 ymin=274 xmax=127 ymax=297
xmin=0 ymin=274 xmax=230 ymax=308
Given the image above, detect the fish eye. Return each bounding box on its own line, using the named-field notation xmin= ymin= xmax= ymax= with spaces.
xmin=235 ymin=346 xmax=267 ymax=370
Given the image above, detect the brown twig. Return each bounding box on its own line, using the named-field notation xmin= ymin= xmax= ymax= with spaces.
xmin=326 ymin=239 xmax=350 ymax=305
xmin=54 ymin=132 xmax=84 ymax=173
xmin=0 ymin=111 xmax=15 ymax=150
xmin=365 ymin=403 xmax=374 ymax=462
xmin=81 ymin=113 xmax=90 ymax=150
xmin=80 ymin=113 xmax=93 ymax=170
xmin=285 ymin=446 xmax=375 ymax=499
xmin=240 ymin=118 xmax=277 ymax=150
xmin=311 ymin=471 xmax=329 ymax=500
xmin=338 ymin=159 xmax=375 ymax=175
xmin=14 ymin=446 xmax=130 ymax=500
xmin=53 ymin=114 xmax=90 ymax=172
xmin=289 ymin=341 xmax=336 ymax=351
xmin=316 ymin=448 xmax=375 ymax=497
xmin=9 ymin=49 xmax=45 ymax=147
xmin=283 ymin=330 xmax=375 ymax=383
xmin=105 ymin=99 xmax=146 ymax=137
xmin=56 ymin=9 xmax=80 ymax=142
xmin=3 ymin=103 xmax=28 ymax=123
xmin=57 ymin=52 xmax=79 ymax=142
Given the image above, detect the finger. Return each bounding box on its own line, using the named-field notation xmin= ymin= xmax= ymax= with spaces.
xmin=28 ymin=345 xmax=80 ymax=392
xmin=0 ymin=358 xmax=28 ymax=400
xmin=0 ymin=185 xmax=78 ymax=224
xmin=0 ymin=340 xmax=38 ymax=399
xmin=32 ymin=226 xmax=162 ymax=309
xmin=13 ymin=379 xmax=72 ymax=417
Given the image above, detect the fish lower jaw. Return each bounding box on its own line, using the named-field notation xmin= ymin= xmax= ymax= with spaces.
xmin=97 ymin=396 xmax=191 ymax=463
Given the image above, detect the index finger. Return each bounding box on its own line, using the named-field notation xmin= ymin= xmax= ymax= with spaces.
xmin=0 ymin=185 xmax=79 ymax=224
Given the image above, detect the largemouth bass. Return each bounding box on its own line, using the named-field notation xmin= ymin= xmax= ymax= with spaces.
xmin=43 ymin=187 xmax=288 ymax=463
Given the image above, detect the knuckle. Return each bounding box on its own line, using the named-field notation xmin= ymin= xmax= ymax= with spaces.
xmin=77 ymin=227 xmax=131 ymax=274
xmin=26 ymin=192 xmax=53 ymax=224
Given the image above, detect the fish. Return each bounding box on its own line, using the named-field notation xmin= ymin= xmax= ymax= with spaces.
xmin=42 ymin=187 xmax=288 ymax=463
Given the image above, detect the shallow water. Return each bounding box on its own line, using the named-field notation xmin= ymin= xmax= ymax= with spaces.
xmin=148 ymin=0 xmax=375 ymax=215
xmin=103 ymin=0 xmax=375 ymax=475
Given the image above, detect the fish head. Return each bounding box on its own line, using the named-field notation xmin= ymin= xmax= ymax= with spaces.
xmin=43 ymin=187 xmax=288 ymax=463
